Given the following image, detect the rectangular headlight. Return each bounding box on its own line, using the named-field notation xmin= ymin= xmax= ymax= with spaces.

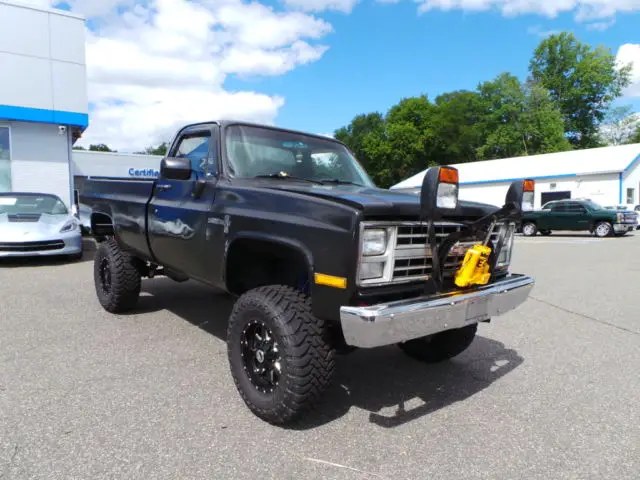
xmin=522 ymin=191 xmax=534 ymax=212
xmin=436 ymin=182 xmax=458 ymax=209
xmin=497 ymin=223 xmax=516 ymax=267
xmin=362 ymin=228 xmax=387 ymax=256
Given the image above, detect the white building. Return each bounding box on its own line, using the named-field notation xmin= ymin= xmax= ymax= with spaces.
xmin=0 ymin=0 xmax=88 ymax=208
xmin=390 ymin=143 xmax=640 ymax=209
xmin=0 ymin=0 xmax=162 ymax=215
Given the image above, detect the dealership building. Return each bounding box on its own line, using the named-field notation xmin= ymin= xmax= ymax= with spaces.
xmin=391 ymin=143 xmax=640 ymax=210
xmin=0 ymin=0 xmax=160 ymax=212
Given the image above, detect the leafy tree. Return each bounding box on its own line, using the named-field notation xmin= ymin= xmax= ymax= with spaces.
xmin=89 ymin=143 xmax=116 ymax=152
xmin=627 ymin=125 xmax=640 ymax=144
xmin=72 ymin=143 xmax=117 ymax=152
xmin=599 ymin=105 xmax=639 ymax=145
xmin=529 ymin=32 xmax=633 ymax=148
xmin=475 ymin=73 xmax=570 ymax=159
xmin=432 ymin=90 xmax=486 ymax=164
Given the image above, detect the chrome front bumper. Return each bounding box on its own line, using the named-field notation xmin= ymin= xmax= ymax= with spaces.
xmin=613 ymin=222 xmax=635 ymax=233
xmin=340 ymin=274 xmax=535 ymax=348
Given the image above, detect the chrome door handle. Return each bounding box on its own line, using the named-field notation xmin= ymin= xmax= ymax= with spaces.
xmin=157 ymin=184 xmax=172 ymax=191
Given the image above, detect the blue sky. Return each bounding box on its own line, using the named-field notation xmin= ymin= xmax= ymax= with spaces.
xmin=234 ymin=5 xmax=640 ymax=135
xmin=38 ymin=0 xmax=640 ymax=150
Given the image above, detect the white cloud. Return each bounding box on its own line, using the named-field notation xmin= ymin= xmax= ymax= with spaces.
xmin=585 ymin=18 xmax=616 ymax=30
xmin=412 ymin=0 xmax=640 ymax=21
xmin=280 ymin=0 xmax=360 ymax=13
xmin=19 ymin=0 xmax=333 ymax=151
xmin=617 ymin=43 xmax=640 ymax=97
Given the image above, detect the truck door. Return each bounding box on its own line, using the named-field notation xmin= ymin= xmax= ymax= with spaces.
xmin=148 ymin=124 xmax=219 ymax=283
xmin=564 ymin=201 xmax=589 ymax=230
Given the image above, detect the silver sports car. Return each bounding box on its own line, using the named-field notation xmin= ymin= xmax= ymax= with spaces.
xmin=0 ymin=192 xmax=83 ymax=260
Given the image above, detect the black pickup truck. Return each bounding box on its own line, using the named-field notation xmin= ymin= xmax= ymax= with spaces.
xmin=80 ymin=120 xmax=535 ymax=425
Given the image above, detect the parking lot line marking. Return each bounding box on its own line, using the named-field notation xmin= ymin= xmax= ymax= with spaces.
xmin=302 ymin=457 xmax=387 ymax=478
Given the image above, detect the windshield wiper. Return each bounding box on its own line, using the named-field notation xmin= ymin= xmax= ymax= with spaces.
xmin=317 ymin=178 xmax=363 ymax=186
xmin=254 ymin=173 xmax=324 ymax=185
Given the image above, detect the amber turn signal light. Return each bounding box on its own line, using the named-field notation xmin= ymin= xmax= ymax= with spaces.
xmin=523 ymin=179 xmax=535 ymax=192
xmin=439 ymin=166 xmax=459 ymax=184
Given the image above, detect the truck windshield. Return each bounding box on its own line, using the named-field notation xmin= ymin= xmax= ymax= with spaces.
xmin=582 ymin=200 xmax=605 ymax=211
xmin=0 ymin=193 xmax=68 ymax=215
xmin=224 ymin=124 xmax=376 ymax=188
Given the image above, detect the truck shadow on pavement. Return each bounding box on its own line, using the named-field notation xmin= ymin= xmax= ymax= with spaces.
xmin=138 ymin=277 xmax=524 ymax=430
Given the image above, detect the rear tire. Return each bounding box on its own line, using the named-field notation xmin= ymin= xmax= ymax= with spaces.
xmin=93 ymin=238 xmax=141 ymax=313
xmin=522 ymin=222 xmax=537 ymax=236
xmin=398 ymin=323 xmax=478 ymax=363
xmin=227 ymin=285 xmax=336 ymax=425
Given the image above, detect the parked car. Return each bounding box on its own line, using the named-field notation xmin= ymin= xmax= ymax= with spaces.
xmin=521 ymin=198 xmax=638 ymax=237
xmin=80 ymin=120 xmax=535 ymax=425
xmin=0 ymin=192 xmax=83 ymax=259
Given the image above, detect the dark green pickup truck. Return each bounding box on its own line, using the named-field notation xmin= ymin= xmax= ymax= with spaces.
xmin=520 ymin=199 xmax=638 ymax=237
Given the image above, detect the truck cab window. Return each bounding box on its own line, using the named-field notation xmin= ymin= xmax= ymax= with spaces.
xmin=174 ymin=133 xmax=213 ymax=176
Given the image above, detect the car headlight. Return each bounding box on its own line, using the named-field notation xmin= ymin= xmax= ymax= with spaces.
xmin=362 ymin=228 xmax=387 ymax=256
xmin=616 ymin=212 xmax=623 ymax=223
xmin=60 ymin=219 xmax=79 ymax=233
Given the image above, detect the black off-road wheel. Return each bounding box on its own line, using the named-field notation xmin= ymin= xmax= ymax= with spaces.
xmin=93 ymin=238 xmax=142 ymax=313
xmin=227 ymin=285 xmax=336 ymax=425
xmin=397 ymin=323 xmax=478 ymax=363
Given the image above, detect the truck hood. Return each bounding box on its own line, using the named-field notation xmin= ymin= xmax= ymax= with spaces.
xmin=262 ymin=182 xmax=498 ymax=219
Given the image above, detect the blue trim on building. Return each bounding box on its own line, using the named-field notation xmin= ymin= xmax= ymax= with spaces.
xmin=619 ymin=172 xmax=623 ymax=204
xmin=0 ymin=104 xmax=88 ymax=129
xmin=460 ymin=173 xmax=579 ymax=186
xmin=622 ymin=153 xmax=640 ymax=173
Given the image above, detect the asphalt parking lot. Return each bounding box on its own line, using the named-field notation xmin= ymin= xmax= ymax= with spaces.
xmin=1 ymin=233 xmax=639 ymax=480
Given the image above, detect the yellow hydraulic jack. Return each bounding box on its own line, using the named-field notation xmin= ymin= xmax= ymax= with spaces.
xmin=454 ymin=222 xmax=495 ymax=288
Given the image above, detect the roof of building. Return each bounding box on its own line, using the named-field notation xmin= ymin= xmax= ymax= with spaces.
xmin=390 ymin=143 xmax=640 ymax=189
xmin=0 ymin=0 xmax=84 ymax=19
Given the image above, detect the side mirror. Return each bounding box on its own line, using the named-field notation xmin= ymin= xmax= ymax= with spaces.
xmin=160 ymin=157 xmax=192 ymax=181
xmin=505 ymin=179 xmax=535 ymax=215
xmin=420 ymin=166 xmax=459 ymax=221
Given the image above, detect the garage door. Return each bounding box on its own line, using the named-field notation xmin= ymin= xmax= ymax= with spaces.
xmin=541 ymin=191 xmax=571 ymax=204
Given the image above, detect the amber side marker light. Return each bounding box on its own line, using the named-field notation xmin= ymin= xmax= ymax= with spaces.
xmin=439 ymin=167 xmax=459 ymax=184
xmin=523 ymin=179 xmax=535 ymax=192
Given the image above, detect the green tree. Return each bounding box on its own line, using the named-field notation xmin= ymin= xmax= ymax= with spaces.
xmin=135 ymin=143 xmax=169 ymax=155
xmin=88 ymin=143 xmax=117 ymax=152
xmin=599 ymin=105 xmax=639 ymax=145
xmin=529 ymin=32 xmax=633 ymax=148
xmin=476 ymin=73 xmax=570 ymax=159
xmin=432 ymin=90 xmax=486 ymax=164
xmin=627 ymin=125 xmax=640 ymax=144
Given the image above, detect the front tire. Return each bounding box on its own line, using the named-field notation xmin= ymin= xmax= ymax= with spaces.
xmin=594 ymin=221 xmax=612 ymax=238
xmin=398 ymin=323 xmax=478 ymax=363
xmin=227 ymin=285 xmax=336 ymax=425
xmin=522 ymin=221 xmax=537 ymax=236
xmin=93 ymin=238 xmax=141 ymax=313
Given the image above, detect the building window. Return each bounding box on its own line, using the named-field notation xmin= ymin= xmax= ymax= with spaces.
xmin=0 ymin=127 xmax=10 ymax=192
xmin=626 ymin=188 xmax=635 ymax=205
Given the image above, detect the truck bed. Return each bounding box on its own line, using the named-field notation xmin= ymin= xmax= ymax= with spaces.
xmin=79 ymin=177 xmax=156 ymax=259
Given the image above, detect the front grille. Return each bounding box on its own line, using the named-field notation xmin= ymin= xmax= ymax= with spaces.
xmin=7 ymin=214 xmax=41 ymax=223
xmin=0 ymin=240 xmax=65 ymax=252
xmin=392 ymin=222 xmax=502 ymax=283
xmin=623 ymin=212 xmax=638 ymax=223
